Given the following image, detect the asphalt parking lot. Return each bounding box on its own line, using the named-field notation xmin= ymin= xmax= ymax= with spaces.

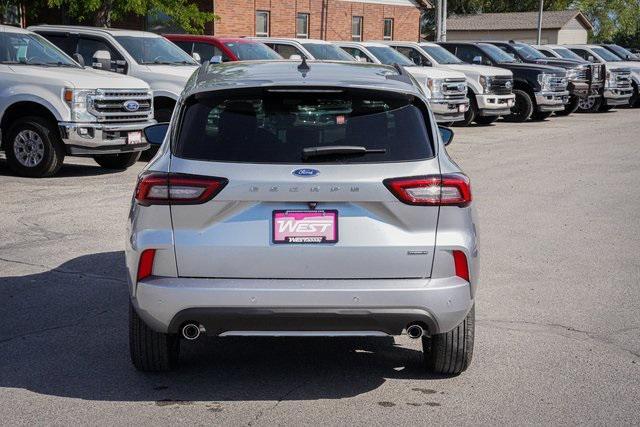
xmin=1 ymin=109 xmax=639 ymax=425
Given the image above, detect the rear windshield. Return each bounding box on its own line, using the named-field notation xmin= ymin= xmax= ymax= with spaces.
xmin=174 ymin=88 xmax=434 ymax=164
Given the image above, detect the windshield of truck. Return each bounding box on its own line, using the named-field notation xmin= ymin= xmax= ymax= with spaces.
xmin=420 ymin=44 xmax=463 ymax=64
xmin=512 ymin=43 xmax=547 ymax=60
xmin=591 ymin=46 xmax=623 ymax=62
xmin=366 ymin=46 xmax=414 ymax=66
xmin=479 ymin=43 xmax=518 ymax=63
xmin=0 ymin=31 xmax=79 ymax=67
xmin=300 ymin=43 xmax=355 ymax=61
xmin=114 ymin=35 xmax=198 ymax=65
xmin=224 ymin=42 xmax=281 ymax=60
xmin=553 ymin=47 xmax=584 ymax=61
xmin=607 ymin=45 xmax=637 ymax=60
xmin=175 ymin=88 xmax=434 ymax=164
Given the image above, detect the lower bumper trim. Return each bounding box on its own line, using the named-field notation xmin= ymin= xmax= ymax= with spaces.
xmin=67 ymin=143 xmax=149 ymax=156
xmin=167 ymin=307 xmax=439 ymax=337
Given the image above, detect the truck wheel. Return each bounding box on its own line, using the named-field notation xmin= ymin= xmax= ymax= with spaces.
xmin=422 ymin=305 xmax=475 ymax=375
xmin=531 ymin=111 xmax=553 ymax=121
xmin=453 ymin=95 xmax=477 ymax=127
xmin=630 ymin=83 xmax=639 ymax=107
xmin=503 ymin=89 xmax=533 ymax=122
xmin=4 ymin=116 xmax=65 ymax=178
xmin=129 ymin=303 xmax=180 ymax=372
xmin=93 ymin=152 xmax=141 ymax=169
xmin=474 ymin=115 xmax=498 ymax=125
xmin=577 ymin=96 xmax=602 ymax=113
xmin=555 ymin=97 xmax=579 ymax=116
xmin=154 ymin=108 xmax=173 ymax=123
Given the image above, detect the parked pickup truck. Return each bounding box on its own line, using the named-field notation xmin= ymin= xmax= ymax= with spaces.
xmin=485 ymin=41 xmax=601 ymax=116
xmin=382 ymin=41 xmax=515 ymax=125
xmin=440 ymin=42 xmax=568 ymax=122
xmin=165 ymin=35 xmax=281 ymax=64
xmin=0 ymin=25 xmax=154 ymax=177
xmin=30 ymin=25 xmax=199 ymax=122
xmin=336 ymin=41 xmax=470 ymax=124
xmin=564 ymin=45 xmax=638 ymax=109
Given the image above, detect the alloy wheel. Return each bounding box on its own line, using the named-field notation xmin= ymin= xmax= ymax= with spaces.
xmin=13 ymin=130 xmax=45 ymax=167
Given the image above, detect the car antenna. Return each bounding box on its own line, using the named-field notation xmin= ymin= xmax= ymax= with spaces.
xmin=298 ymin=55 xmax=310 ymax=74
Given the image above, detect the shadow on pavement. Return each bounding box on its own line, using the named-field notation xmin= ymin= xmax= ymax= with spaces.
xmin=0 ymin=158 xmax=123 ymax=178
xmin=0 ymin=251 xmax=447 ymax=404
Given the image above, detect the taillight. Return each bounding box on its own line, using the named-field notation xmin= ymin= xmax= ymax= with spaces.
xmin=383 ymin=173 xmax=471 ymax=207
xmin=452 ymin=250 xmax=470 ymax=281
xmin=137 ymin=249 xmax=156 ymax=281
xmin=135 ymin=173 xmax=228 ymax=206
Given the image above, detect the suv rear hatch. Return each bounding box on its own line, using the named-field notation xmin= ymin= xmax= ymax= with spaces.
xmin=167 ymin=87 xmax=440 ymax=279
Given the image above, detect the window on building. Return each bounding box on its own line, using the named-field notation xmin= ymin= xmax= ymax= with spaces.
xmin=351 ymin=16 xmax=363 ymax=41
xmin=296 ymin=13 xmax=309 ymax=38
xmin=383 ymin=18 xmax=393 ymax=40
xmin=256 ymin=11 xmax=270 ymax=37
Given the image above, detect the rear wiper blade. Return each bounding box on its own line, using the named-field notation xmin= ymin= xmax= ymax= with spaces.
xmin=302 ymin=145 xmax=386 ymax=160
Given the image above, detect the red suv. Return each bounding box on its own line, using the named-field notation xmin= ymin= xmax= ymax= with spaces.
xmin=164 ymin=35 xmax=281 ymax=63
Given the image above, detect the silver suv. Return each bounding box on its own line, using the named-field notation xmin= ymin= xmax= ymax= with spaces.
xmin=127 ymin=60 xmax=478 ymax=375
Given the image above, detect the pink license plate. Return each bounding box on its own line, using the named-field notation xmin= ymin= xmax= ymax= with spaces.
xmin=272 ymin=210 xmax=338 ymax=244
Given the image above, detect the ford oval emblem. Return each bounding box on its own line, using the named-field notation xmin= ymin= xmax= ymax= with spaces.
xmin=123 ymin=100 xmax=140 ymax=112
xmin=292 ymin=168 xmax=320 ymax=177
xmin=504 ymin=80 xmax=513 ymax=90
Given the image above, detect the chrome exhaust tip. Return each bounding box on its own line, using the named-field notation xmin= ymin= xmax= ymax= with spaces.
xmin=182 ymin=323 xmax=204 ymax=340
xmin=406 ymin=324 xmax=424 ymax=339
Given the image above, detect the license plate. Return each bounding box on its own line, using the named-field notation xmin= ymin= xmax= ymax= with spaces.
xmin=272 ymin=210 xmax=338 ymax=244
xmin=128 ymin=131 xmax=142 ymax=145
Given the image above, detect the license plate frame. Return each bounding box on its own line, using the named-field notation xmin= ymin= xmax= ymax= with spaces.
xmin=272 ymin=209 xmax=339 ymax=244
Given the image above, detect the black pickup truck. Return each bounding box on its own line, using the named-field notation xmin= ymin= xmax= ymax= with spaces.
xmin=440 ymin=42 xmax=569 ymax=122
xmin=485 ymin=41 xmax=602 ymax=115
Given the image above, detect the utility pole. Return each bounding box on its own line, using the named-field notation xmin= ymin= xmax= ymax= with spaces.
xmin=441 ymin=0 xmax=447 ymax=41
xmin=435 ymin=0 xmax=442 ymax=42
xmin=536 ymin=0 xmax=544 ymax=45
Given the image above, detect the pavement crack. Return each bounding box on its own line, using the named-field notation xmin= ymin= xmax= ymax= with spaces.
xmin=478 ymin=318 xmax=640 ymax=358
xmin=0 ymin=309 xmax=111 ymax=345
xmin=0 ymin=256 xmax=126 ymax=284
xmin=247 ymin=382 xmax=306 ymax=426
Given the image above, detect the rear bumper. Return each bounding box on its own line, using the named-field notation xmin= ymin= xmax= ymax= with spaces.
xmin=475 ymin=93 xmax=515 ymax=116
xmin=535 ymin=90 xmax=570 ymax=112
xmin=132 ymin=276 xmax=474 ymax=336
xmin=429 ymin=97 xmax=470 ymax=122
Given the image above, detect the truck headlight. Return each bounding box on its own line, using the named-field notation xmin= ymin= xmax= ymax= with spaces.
xmin=63 ymin=88 xmax=97 ymax=122
xmin=479 ymin=75 xmax=493 ymax=93
xmin=537 ymin=73 xmax=553 ymax=91
xmin=426 ymin=78 xmax=445 ymax=99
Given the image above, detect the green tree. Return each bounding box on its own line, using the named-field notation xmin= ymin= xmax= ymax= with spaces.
xmin=46 ymin=0 xmax=218 ymax=33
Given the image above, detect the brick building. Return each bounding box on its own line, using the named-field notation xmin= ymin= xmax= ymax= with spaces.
xmin=205 ymin=0 xmax=424 ymax=41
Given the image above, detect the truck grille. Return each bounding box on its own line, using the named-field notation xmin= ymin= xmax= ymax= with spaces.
xmin=89 ymin=89 xmax=153 ymax=123
xmin=612 ymin=70 xmax=632 ymax=89
xmin=441 ymin=78 xmax=467 ymax=100
xmin=548 ymin=76 xmax=568 ymax=92
xmin=488 ymin=76 xmax=513 ymax=95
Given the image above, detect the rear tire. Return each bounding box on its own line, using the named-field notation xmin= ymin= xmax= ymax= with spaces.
xmin=93 ymin=152 xmax=141 ymax=169
xmin=578 ymin=96 xmax=602 ymax=113
xmin=4 ymin=116 xmax=65 ymax=178
xmin=474 ymin=115 xmax=498 ymax=125
xmin=503 ymin=89 xmax=533 ymax=122
xmin=422 ymin=305 xmax=475 ymax=375
xmin=129 ymin=303 xmax=180 ymax=372
xmin=531 ymin=111 xmax=553 ymax=121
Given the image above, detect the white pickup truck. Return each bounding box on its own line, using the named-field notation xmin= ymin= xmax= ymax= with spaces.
xmin=29 ymin=25 xmax=199 ymax=122
xmin=383 ymin=41 xmax=516 ymax=125
xmin=0 ymin=25 xmax=154 ymax=177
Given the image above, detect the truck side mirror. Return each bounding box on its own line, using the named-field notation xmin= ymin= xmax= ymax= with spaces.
xmin=72 ymin=53 xmax=85 ymax=67
xmin=144 ymin=123 xmax=169 ymax=146
xmin=192 ymin=52 xmax=201 ymax=63
xmin=439 ymin=126 xmax=454 ymax=146
xmin=92 ymin=50 xmax=112 ymax=70
xmin=472 ymin=55 xmax=482 ymax=65
xmin=588 ymin=55 xmax=595 ymax=62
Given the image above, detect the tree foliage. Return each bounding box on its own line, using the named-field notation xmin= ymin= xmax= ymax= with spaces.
xmin=46 ymin=0 xmax=218 ymax=33
xmin=422 ymin=0 xmax=640 ymax=45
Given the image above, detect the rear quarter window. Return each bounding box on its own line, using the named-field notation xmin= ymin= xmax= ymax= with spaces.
xmin=173 ymin=88 xmax=434 ymax=164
